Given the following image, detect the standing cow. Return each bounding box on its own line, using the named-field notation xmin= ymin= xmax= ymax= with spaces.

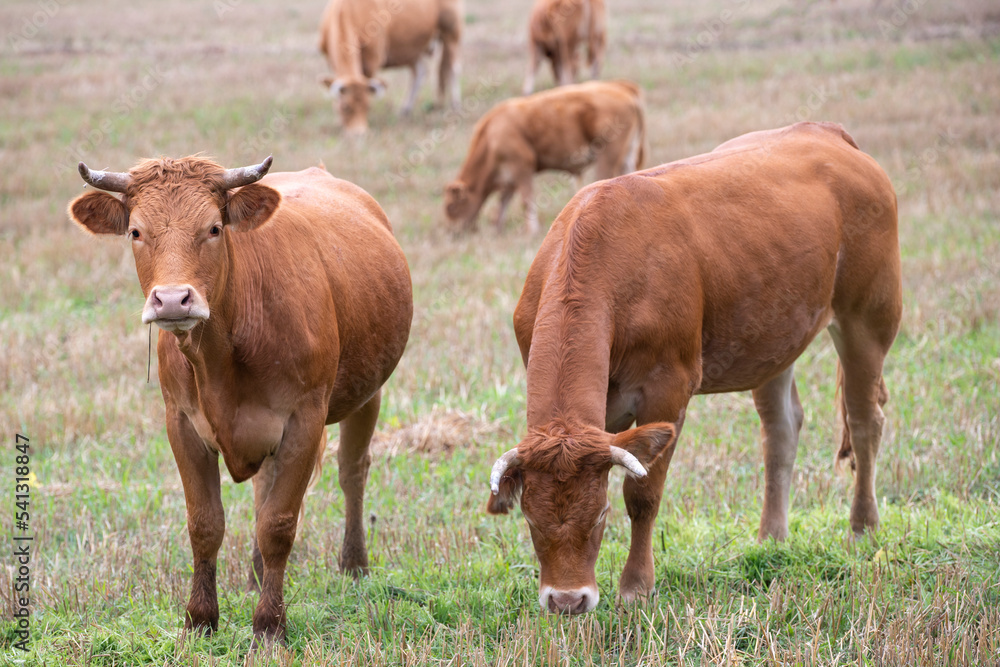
xmin=524 ymin=0 xmax=605 ymax=95
xmin=68 ymin=156 xmax=413 ymax=642
xmin=487 ymin=122 xmax=902 ymax=614
xmin=320 ymin=0 xmax=463 ymax=134
xmin=444 ymin=80 xmax=645 ymax=234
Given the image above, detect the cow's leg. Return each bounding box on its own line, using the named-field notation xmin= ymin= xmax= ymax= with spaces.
xmin=167 ymin=408 xmax=224 ymax=634
xmin=566 ymin=35 xmax=581 ymax=84
xmin=401 ymin=58 xmax=427 ymax=117
xmin=249 ymin=428 xmax=327 ymax=592
xmin=524 ymin=43 xmax=542 ymax=95
xmin=493 ymin=186 xmax=516 ymax=232
xmin=248 ymin=461 xmax=272 ymax=592
xmin=251 ymin=408 xmax=326 ymax=643
xmin=619 ymin=379 xmax=692 ymax=602
xmin=828 ymin=322 xmax=892 ymax=535
xmin=438 ymin=30 xmax=461 ymax=109
xmin=587 ymin=22 xmax=605 ymax=80
xmin=593 ymin=148 xmax=620 ymax=182
xmin=338 ymin=390 xmax=380 ymax=574
xmin=752 ymin=364 xmax=803 ymax=541
xmin=551 ymin=43 xmax=568 ymax=87
xmin=518 ymin=176 xmax=539 ymax=234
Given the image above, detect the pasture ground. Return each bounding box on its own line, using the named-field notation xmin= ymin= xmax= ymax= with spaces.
xmin=1 ymin=0 xmax=998 ymax=664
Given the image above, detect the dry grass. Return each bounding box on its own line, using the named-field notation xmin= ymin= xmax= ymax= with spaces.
xmin=1 ymin=0 xmax=998 ymax=664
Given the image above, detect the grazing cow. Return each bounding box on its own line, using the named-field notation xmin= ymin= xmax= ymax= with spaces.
xmin=487 ymin=122 xmax=901 ymax=614
xmin=444 ymin=80 xmax=644 ymax=234
xmin=319 ymin=0 xmax=463 ymax=134
xmin=524 ymin=0 xmax=605 ymax=95
xmin=68 ymin=156 xmax=413 ymax=642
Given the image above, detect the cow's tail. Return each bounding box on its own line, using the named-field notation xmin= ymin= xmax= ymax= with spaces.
xmin=618 ymin=81 xmax=645 ymax=172
xmin=634 ymin=91 xmax=647 ymax=171
xmin=835 ymin=361 xmax=855 ymax=472
xmin=302 ymin=428 xmax=329 ymax=523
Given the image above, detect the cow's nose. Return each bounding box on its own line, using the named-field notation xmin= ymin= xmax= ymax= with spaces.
xmin=545 ymin=589 xmax=594 ymax=615
xmin=151 ymin=286 xmax=193 ymax=320
xmin=142 ymin=284 xmax=209 ymax=329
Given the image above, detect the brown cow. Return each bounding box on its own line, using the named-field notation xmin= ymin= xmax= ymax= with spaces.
xmin=444 ymin=80 xmax=644 ymax=234
xmin=319 ymin=0 xmax=463 ymax=134
xmin=68 ymin=156 xmax=412 ymax=641
xmin=523 ymin=0 xmax=605 ymax=95
xmin=487 ymin=122 xmax=902 ymax=614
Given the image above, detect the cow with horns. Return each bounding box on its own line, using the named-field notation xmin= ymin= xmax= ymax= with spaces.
xmin=68 ymin=156 xmax=413 ymax=642
xmin=487 ymin=122 xmax=902 ymax=614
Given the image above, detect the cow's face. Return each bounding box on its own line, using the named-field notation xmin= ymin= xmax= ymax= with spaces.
xmin=69 ymin=157 xmax=280 ymax=334
xmin=321 ymin=76 xmax=386 ymax=135
xmin=487 ymin=421 xmax=676 ymax=614
xmin=444 ymin=180 xmax=475 ymax=228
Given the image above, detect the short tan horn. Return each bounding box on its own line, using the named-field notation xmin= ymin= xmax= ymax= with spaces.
xmin=78 ymin=162 xmax=132 ymax=193
xmin=220 ymin=156 xmax=273 ymax=190
xmin=610 ymin=445 xmax=647 ymax=478
xmin=490 ymin=448 xmax=522 ymax=494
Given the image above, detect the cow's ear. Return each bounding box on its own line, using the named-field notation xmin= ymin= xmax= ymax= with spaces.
xmin=68 ymin=191 xmax=129 ymax=235
xmin=225 ymin=183 xmax=281 ymax=232
xmin=612 ymin=422 xmax=677 ymax=467
xmin=486 ymin=468 xmax=523 ymax=515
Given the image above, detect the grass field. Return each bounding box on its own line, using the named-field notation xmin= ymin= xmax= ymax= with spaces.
xmin=1 ymin=0 xmax=999 ymax=664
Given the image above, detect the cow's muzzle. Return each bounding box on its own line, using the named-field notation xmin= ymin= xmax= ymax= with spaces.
xmin=539 ymin=585 xmax=599 ymax=615
xmin=142 ymin=284 xmax=210 ymax=332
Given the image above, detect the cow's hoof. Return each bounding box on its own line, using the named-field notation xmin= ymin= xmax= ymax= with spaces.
xmin=182 ymin=618 xmax=217 ymax=638
xmin=249 ymin=628 xmax=288 ymax=657
xmin=184 ymin=607 xmax=218 ymax=636
xmin=251 ymin=621 xmax=286 ymax=647
xmin=339 ymin=546 xmax=369 ymax=578
xmin=618 ymin=571 xmax=656 ymax=605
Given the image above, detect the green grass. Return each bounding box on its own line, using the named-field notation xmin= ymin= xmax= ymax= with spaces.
xmin=1 ymin=0 xmax=999 ymax=664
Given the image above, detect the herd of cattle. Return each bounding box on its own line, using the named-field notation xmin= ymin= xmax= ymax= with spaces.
xmin=66 ymin=0 xmax=902 ymax=645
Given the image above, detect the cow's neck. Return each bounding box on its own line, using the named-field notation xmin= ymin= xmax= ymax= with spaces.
xmin=524 ymin=298 xmax=612 ymax=430
xmin=459 ymin=142 xmax=493 ymax=222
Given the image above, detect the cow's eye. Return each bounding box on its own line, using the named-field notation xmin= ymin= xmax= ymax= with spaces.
xmin=129 ymin=229 xmax=141 ymax=240
xmin=209 ymin=225 xmax=222 ymax=237
xmin=594 ymin=504 xmax=610 ymax=528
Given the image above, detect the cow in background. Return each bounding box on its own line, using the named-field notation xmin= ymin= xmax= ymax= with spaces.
xmin=320 ymin=0 xmax=463 ymax=134
xmin=524 ymin=0 xmax=605 ymax=95
xmin=68 ymin=156 xmax=413 ymax=641
xmin=487 ymin=122 xmax=902 ymax=614
xmin=444 ymin=80 xmax=644 ymax=234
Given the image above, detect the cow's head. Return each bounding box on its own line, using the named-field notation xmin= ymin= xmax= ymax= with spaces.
xmin=487 ymin=420 xmax=676 ymax=614
xmin=321 ymin=75 xmax=387 ymax=135
xmin=68 ymin=156 xmax=280 ymax=334
xmin=443 ymin=180 xmax=479 ymax=230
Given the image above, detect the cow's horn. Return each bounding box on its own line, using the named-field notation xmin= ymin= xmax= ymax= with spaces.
xmin=220 ymin=156 xmax=273 ymax=190
xmin=78 ymin=162 xmax=132 ymax=193
xmin=490 ymin=448 xmax=522 ymax=495
xmin=610 ymin=446 xmax=647 ymax=478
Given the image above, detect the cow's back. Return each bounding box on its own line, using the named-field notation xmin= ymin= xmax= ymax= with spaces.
xmin=494 ymin=80 xmax=642 ymax=171
xmin=517 ymin=122 xmax=898 ymax=397
xmin=321 ymin=0 xmax=446 ymax=71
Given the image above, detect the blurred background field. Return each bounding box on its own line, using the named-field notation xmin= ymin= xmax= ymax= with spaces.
xmin=0 ymin=0 xmax=998 ymax=664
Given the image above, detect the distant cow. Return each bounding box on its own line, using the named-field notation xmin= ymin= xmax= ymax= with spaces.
xmin=444 ymin=80 xmax=644 ymax=234
xmin=524 ymin=0 xmax=605 ymax=95
xmin=487 ymin=122 xmax=902 ymax=614
xmin=320 ymin=0 xmax=463 ymax=134
xmin=68 ymin=156 xmax=412 ymax=641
